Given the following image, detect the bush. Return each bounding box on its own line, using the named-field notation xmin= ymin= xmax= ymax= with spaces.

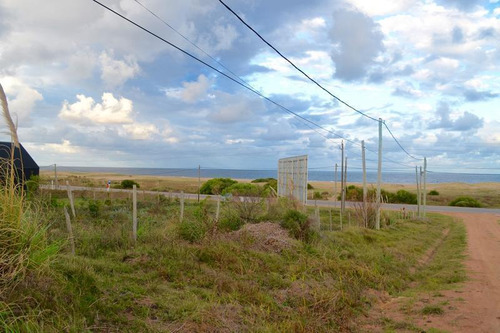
xmin=313 ymin=191 xmax=322 ymax=200
xmin=394 ymin=190 xmax=417 ymax=204
xmin=428 ymin=190 xmax=439 ymax=196
xmin=307 ymin=183 xmax=314 ymax=190
xmin=222 ymin=183 xmax=262 ymax=196
xmin=120 ymin=179 xmax=140 ymax=189
xmin=200 ymin=178 xmax=237 ymax=195
xmin=449 ymin=196 xmax=482 ymax=208
xmin=280 ymin=209 xmax=316 ymax=242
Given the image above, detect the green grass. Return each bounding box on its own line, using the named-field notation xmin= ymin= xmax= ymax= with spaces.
xmin=2 ymin=190 xmax=467 ymax=332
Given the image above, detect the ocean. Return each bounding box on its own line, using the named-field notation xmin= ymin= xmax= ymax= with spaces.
xmin=46 ymin=166 xmax=500 ymax=184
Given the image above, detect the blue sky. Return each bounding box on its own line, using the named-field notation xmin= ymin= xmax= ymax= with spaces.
xmin=0 ymin=0 xmax=499 ymax=174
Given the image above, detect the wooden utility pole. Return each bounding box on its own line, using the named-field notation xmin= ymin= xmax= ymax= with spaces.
xmin=376 ymin=118 xmax=383 ymax=230
xmin=362 ymin=140 xmax=367 ymax=227
xmin=344 ymin=156 xmax=348 ymax=201
xmin=416 ymin=166 xmax=421 ymax=217
xmin=361 ymin=140 xmax=367 ymax=202
xmin=334 ymin=163 xmax=338 ymax=202
xmin=340 ymin=141 xmax=345 ymax=214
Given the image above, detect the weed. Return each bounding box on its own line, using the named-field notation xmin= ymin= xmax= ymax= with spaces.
xmin=422 ymin=304 xmax=444 ymax=315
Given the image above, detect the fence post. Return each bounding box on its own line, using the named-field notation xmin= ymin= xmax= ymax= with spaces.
xmin=329 ymin=208 xmax=333 ymax=231
xmin=180 ymin=191 xmax=185 ymax=222
xmin=216 ymin=195 xmax=221 ymax=221
xmin=133 ymin=184 xmax=137 ymax=242
xmin=63 ymin=206 xmax=75 ymax=255
xmin=66 ymin=181 xmax=76 ymax=218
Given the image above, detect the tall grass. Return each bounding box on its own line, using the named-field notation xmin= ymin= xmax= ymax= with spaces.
xmin=0 ymin=83 xmax=58 ymax=330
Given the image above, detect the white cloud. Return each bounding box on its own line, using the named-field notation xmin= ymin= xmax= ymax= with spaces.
xmin=0 ymin=76 xmax=43 ymax=124
xmin=99 ymin=51 xmax=140 ymax=88
xmin=37 ymin=139 xmax=81 ymax=154
xmin=301 ymin=17 xmax=327 ymax=29
xmin=122 ymin=123 xmax=159 ymax=140
xmin=59 ymin=93 xmax=134 ymax=125
xmin=164 ymin=74 xmax=212 ymax=103
xmin=346 ymin=0 xmax=417 ymax=16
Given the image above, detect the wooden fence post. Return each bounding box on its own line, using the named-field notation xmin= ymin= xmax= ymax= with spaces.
xmin=180 ymin=191 xmax=185 ymax=222
xmin=216 ymin=195 xmax=221 ymax=221
xmin=63 ymin=206 xmax=75 ymax=255
xmin=329 ymin=208 xmax=333 ymax=231
xmin=66 ymin=181 xmax=76 ymax=218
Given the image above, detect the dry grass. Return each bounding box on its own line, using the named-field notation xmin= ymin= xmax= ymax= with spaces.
xmin=41 ymin=171 xmax=500 ymax=208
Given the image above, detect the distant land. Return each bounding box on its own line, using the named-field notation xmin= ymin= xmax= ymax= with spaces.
xmin=41 ymin=166 xmax=500 ymax=184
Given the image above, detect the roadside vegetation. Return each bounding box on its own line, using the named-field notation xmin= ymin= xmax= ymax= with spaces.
xmin=1 ymin=181 xmax=467 ymax=332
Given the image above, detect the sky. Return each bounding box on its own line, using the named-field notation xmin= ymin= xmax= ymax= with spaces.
xmin=0 ymin=0 xmax=499 ymax=174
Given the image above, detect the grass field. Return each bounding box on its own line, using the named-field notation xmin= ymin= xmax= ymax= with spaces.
xmin=2 ymin=186 xmax=467 ymax=332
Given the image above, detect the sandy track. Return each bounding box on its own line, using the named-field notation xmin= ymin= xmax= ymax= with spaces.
xmin=357 ymin=212 xmax=500 ymax=332
xmin=437 ymin=212 xmax=500 ymax=333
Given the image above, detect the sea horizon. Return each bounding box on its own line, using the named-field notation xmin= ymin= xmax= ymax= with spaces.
xmin=40 ymin=166 xmax=500 ymax=185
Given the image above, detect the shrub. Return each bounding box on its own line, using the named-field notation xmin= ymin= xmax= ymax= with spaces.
xmin=394 ymin=190 xmax=417 ymax=204
xmin=428 ymin=190 xmax=439 ymax=196
xmin=222 ymin=183 xmax=261 ymax=196
xmin=200 ymin=178 xmax=237 ymax=195
xmin=87 ymin=200 xmax=100 ymax=217
xmin=313 ymin=191 xmax=322 ymax=200
xmin=120 ymin=179 xmax=140 ymax=189
xmin=280 ymin=209 xmax=316 ymax=242
xmin=307 ymin=183 xmax=314 ymax=190
xmin=449 ymin=196 xmax=482 ymax=208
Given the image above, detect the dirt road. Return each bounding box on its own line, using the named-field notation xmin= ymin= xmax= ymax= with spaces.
xmin=436 ymin=212 xmax=500 ymax=333
xmin=358 ymin=212 xmax=500 ymax=332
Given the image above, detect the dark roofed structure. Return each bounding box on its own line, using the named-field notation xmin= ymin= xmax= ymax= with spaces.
xmin=0 ymin=141 xmax=39 ymax=184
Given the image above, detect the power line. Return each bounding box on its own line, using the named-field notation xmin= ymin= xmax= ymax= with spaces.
xmin=383 ymin=122 xmax=421 ymax=160
xmin=218 ymin=0 xmax=424 ymax=162
xmin=92 ymin=1 xmax=362 ymax=148
xmin=218 ymin=0 xmax=378 ymax=122
xmin=93 ymin=0 xmax=420 ymax=172
xmin=132 ymin=0 xmax=247 ymax=87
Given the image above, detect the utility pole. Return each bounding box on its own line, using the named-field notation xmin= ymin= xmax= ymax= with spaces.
xmin=362 ymin=140 xmax=367 ymax=227
xmin=340 ymin=141 xmax=345 ymax=215
xmin=376 ymin=118 xmax=383 ymax=230
xmin=423 ymin=157 xmax=427 ymax=218
xmin=334 ymin=163 xmax=338 ymax=203
xmin=416 ymin=166 xmax=421 ymax=217
xmin=54 ymin=163 xmax=58 ymax=189
xmin=197 ymin=164 xmax=201 ymax=203
xmin=344 ymin=156 xmax=348 ymax=204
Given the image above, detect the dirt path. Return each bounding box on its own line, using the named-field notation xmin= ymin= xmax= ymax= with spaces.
xmin=434 ymin=212 xmax=500 ymax=333
xmin=357 ymin=212 xmax=500 ymax=332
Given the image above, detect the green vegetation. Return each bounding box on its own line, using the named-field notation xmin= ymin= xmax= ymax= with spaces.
xmin=222 ymin=182 xmax=261 ymax=196
xmin=0 ymin=185 xmax=467 ymax=332
xmin=449 ymin=196 xmax=482 ymax=207
xmin=428 ymin=190 xmax=440 ymax=196
xmin=280 ymin=209 xmax=316 ymax=242
xmin=200 ymin=177 xmax=237 ymax=195
xmin=421 ymin=305 xmax=444 ymax=315
xmin=342 ymin=185 xmax=418 ymax=204
xmin=120 ymin=179 xmax=140 ymax=189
